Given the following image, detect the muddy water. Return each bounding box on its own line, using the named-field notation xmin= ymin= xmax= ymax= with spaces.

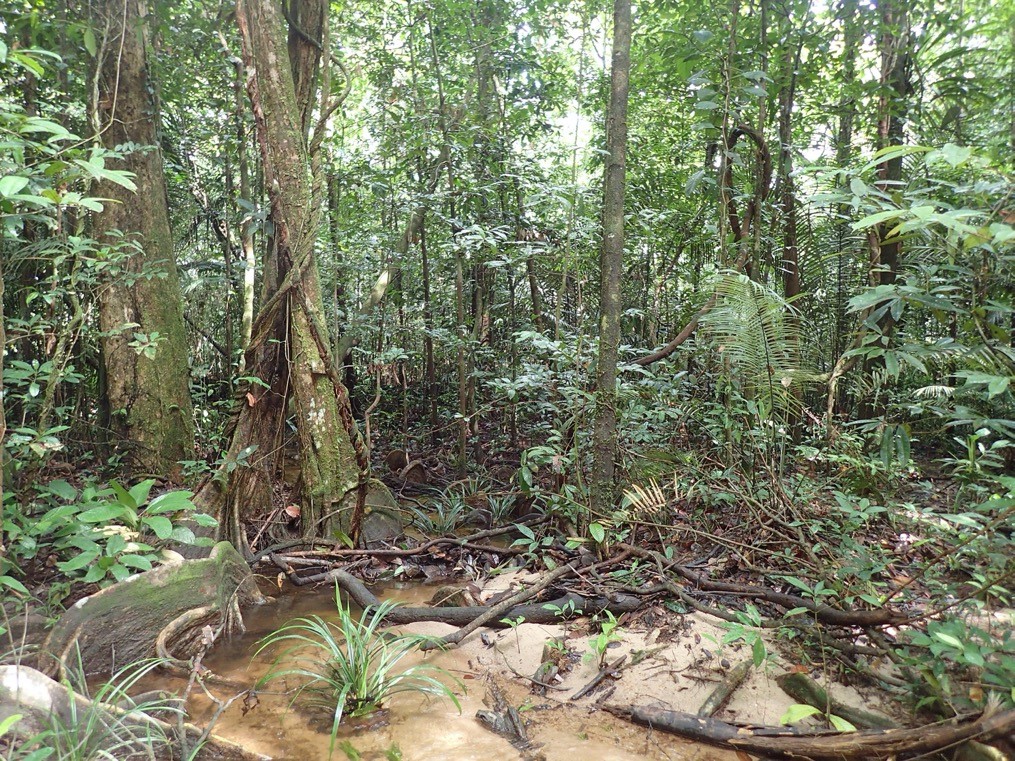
xmin=157 ymin=583 xmax=732 ymax=761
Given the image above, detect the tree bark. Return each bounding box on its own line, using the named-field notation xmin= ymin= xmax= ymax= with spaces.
xmin=0 ymin=252 xmax=6 ymax=496
xmin=93 ymin=0 xmax=194 ymax=477
xmin=194 ymin=0 xmax=370 ymax=554
xmin=875 ymin=0 xmax=911 ymax=296
xmin=589 ymin=0 xmax=632 ymax=522
xmin=605 ymin=704 xmax=1015 ymax=760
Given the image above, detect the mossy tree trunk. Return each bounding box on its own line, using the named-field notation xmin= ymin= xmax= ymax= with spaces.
xmin=196 ymin=0 xmax=367 ymax=553
xmin=92 ymin=0 xmax=194 ymax=477
xmin=589 ymin=0 xmax=632 ymax=525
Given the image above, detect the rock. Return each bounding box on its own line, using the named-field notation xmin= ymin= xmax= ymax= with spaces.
xmin=428 ymin=585 xmax=471 ymax=607
xmin=357 ymin=480 xmax=404 ymax=547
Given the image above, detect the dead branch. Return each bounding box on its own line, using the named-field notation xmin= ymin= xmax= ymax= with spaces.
xmin=570 ymin=655 xmax=626 ymax=701
xmin=603 ymin=703 xmax=1015 ymax=760
xmin=698 ymin=660 xmax=751 ymax=717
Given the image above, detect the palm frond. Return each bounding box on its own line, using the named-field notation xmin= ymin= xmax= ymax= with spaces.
xmin=700 ymin=272 xmax=817 ymax=417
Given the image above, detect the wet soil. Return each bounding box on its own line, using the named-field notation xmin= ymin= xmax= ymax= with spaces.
xmin=145 ymin=581 xmax=745 ymax=761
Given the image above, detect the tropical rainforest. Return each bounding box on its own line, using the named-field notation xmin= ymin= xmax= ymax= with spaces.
xmin=0 ymin=0 xmax=1014 ymax=758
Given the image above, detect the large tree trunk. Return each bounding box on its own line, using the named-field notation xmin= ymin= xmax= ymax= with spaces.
xmin=196 ymin=0 xmax=371 ymax=554
xmin=250 ymin=0 xmax=361 ymax=537
xmin=589 ymin=0 xmax=632 ymax=523
xmin=92 ymin=0 xmax=194 ymax=477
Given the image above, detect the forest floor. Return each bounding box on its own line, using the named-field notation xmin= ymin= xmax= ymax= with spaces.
xmin=145 ymin=567 xmax=898 ymax=761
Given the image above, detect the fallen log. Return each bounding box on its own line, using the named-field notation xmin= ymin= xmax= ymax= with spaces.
xmin=603 ymin=703 xmax=1015 ymax=760
xmin=775 ymin=672 xmax=895 ymax=730
xmin=320 ymin=568 xmax=642 ymax=628
xmin=422 ymin=560 xmax=580 ymax=650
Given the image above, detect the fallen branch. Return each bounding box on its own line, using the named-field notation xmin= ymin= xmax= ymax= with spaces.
xmin=571 ymin=655 xmax=626 ymax=701
xmin=250 ymin=514 xmax=546 ymax=565
xmin=619 ymin=543 xmax=906 ymax=627
xmin=297 ymin=567 xmax=643 ymax=629
xmin=603 ymin=703 xmax=1015 ymax=760
xmin=698 ymin=660 xmax=751 ymax=717
xmin=776 ymin=672 xmax=896 ymax=730
xmin=422 ymin=560 xmax=582 ymax=650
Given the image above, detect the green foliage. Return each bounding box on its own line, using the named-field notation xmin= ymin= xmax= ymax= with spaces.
xmin=700 ymin=273 xmax=816 ymax=418
xmin=406 ymin=494 xmax=467 ymax=535
xmin=779 ymin=703 xmax=857 ymax=733
xmin=901 ymin=619 xmax=1015 ymax=711
xmin=586 ymin=610 xmax=622 ymax=668
xmin=510 ymin=521 xmax=554 ymax=559
xmin=542 ymin=599 xmax=582 ymax=620
xmin=255 ymin=592 xmax=461 ymax=756
xmin=1 ymin=479 xmax=216 ymax=588
xmin=2 ymin=658 xmax=179 ymax=761
xmin=720 ymin=604 xmax=769 ymax=669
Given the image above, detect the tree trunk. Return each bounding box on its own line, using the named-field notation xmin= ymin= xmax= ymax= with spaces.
xmin=93 ymin=0 xmax=194 ymax=477
xmin=875 ymin=0 xmax=911 ymax=296
xmin=0 ymin=252 xmax=6 ymax=496
xmin=778 ymin=41 xmax=802 ymax=302
xmin=232 ymin=54 xmax=257 ymax=373
xmin=195 ymin=0 xmax=370 ymax=554
xmin=589 ymin=0 xmax=632 ymax=524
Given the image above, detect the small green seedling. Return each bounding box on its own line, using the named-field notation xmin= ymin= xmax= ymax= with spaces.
xmin=587 ymin=611 xmax=622 ymax=668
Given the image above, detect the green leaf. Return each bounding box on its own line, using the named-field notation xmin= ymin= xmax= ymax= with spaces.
xmin=0 ymin=175 xmax=30 ymax=198
xmin=170 ymin=525 xmax=196 ymax=544
xmin=853 ymin=209 xmax=904 ymax=231
xmin=860 ymin=144 xmax=930 ymax=172
xmin=59 ymin=550 xmax=100 ymax=573
xmin=828 ymin=714 xmax=857 ymax=732
xmin=0 ymin=576 xmax=30 ymax=595
xmin=128 ymin=478 xmax=157 ymax=506
xmin=780 ymin=704 xmax=823 ymax=725
xmin=752 ymin=637 xmax=766 ymax=667
xmin=119 ymin=554 xmax=153 ymax=571
xmin=83 ymin=27 xmax=98 ymax=57
xmin=936 ymin=143 xmax=972 ymax=168
xmin=987 ymin=376 xmax=1010 ymax=398
xmin=77 ymin=504 xmax=127 ymax=523
xmin=144 ymin=515 xmax=174 ymax=539
xmin=110 ymin=480 xmax=138 ymax=509
xmin=190 ymin=512 xmax=218 ymax=527
xmin=82 ymin=564 xmax=106 ymax=583
xmin=45 ymin=479 xmax=78 ymax=500
xmin=0 ymin=713 xmax=23 ymax=738
xmin=934 ymin=632 xmax=964 ymax=649
xmin=105 ymin=533 xmax=128 ymax=557
xmin=147 ymin=490 xmax=196 ymax=514
xmin=589 ymin=522 xmax=606 ymax=543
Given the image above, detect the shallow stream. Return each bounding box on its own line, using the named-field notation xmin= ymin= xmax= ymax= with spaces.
xmin=144 ymin=582 xmax=733 ymax=761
